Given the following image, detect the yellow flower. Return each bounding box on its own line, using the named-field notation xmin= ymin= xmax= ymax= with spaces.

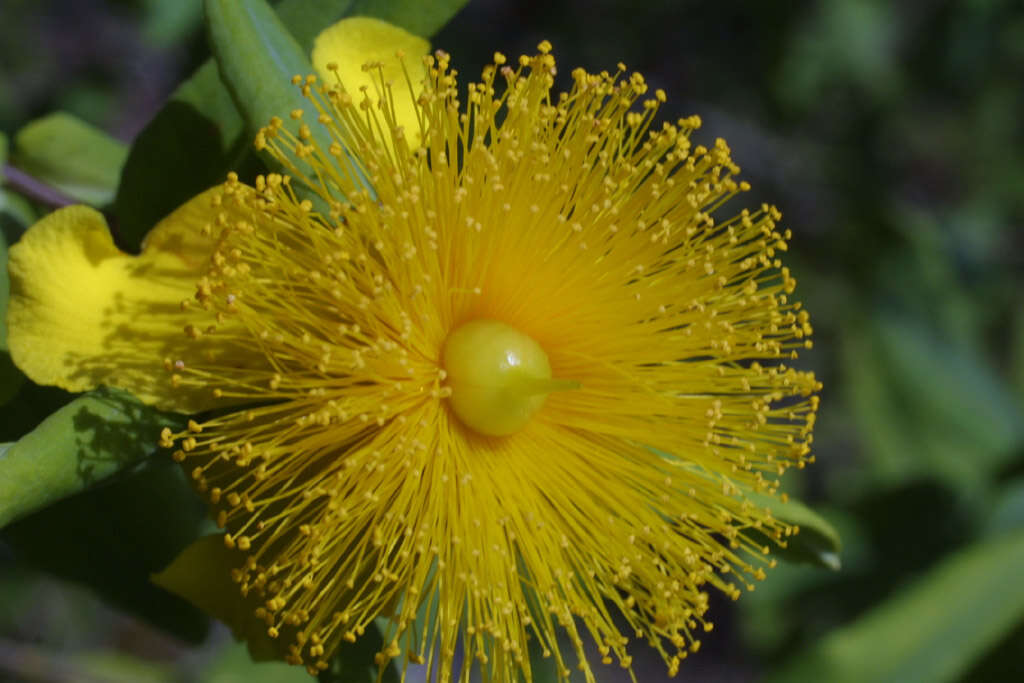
xmin=7 ymin=20 xmax=820 ymax=683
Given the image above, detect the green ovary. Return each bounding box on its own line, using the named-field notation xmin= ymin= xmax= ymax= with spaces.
xmin=442 ymin=319 xmax=576 ymax=436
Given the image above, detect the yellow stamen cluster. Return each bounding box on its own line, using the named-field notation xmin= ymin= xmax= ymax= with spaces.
xmin=164 ymin=42 xmax=820 ymax=682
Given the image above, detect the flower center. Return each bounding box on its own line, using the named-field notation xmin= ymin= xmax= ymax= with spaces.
xmin=442 ymin=319 xmax=576 ymax=436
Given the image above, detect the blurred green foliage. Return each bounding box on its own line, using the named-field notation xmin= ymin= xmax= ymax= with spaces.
xmin=1 ymin=0 xmax=1022 ymax=681
xmin=12 ymin=113 xmax=128 ymax=207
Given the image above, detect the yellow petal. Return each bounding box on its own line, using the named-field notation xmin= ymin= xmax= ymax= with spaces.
xmin=312 ymin=16 xmax=429 ymax=142
xmin=152 ymin=534 xmax=281 ymax=660
xmin=7 ymin=188 xmax=226 ymax=413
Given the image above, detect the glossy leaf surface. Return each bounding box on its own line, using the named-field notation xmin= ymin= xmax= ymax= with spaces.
xmin=0 ymin=387 xmax=183 ymax=529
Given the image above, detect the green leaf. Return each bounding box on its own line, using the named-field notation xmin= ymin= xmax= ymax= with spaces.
xmin=766 ymin=528 xmax=1024 ymax=683
xmin=114 ymin=0 xmax=360 ymax=251
xmin=0 ymin=188 xmax=38 ymax=231
xmin=12 ymin=112 xmax=128 ymax=207
xmin=319 ymin=621 xmax=399 ymax=683
xmin=113 ymin=0 xmax=466 ymax=249
xmin=2 ymin=459 xmax=210 ymax=643
xmin=844 ymin=312 xmax=1024 ymax=491
xmin=876 ymin=315 xmax=1024 ymax=461
xmin=842 ymin=317 xmax=919 ymax=487
xmin=738 ymin=508 xmax=870 ymax=654
xmin=984 ymin=478 xmax=1024 ymax=537
xmin=274 ymin=0 xmax=357 ymax=46
xmin=526 ymin=634 xmax=562 ymax=683
xmin=273 ymin=0 xmax=464 ymax=48
xmin=648 ymin=447 xmax=840 ymax=569
xmin=204 ymin=0 xmax=370 ymax=199
xmin=113 ymin=59 xmax=251 ymax=251
xmin=349 ymin=0 xmax=469 ymax=38
xmin=746 ymin=491 xmax=843 ymax=570
xmin=205 ymin=641 xmax=312 ymax=683
xmin=0 ymin=386 xmax=184 ymax=529
xmin=1014 ymin=307 xmax=1024 ymax=400
xmin=140 ymin=0 xmax=204 ymax=48
xmin=204 ymin=0 xmax=320 ymax=141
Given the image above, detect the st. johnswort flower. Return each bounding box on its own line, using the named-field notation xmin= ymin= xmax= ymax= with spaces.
xmin=7 ymin=17 xmax=820 ymax=683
